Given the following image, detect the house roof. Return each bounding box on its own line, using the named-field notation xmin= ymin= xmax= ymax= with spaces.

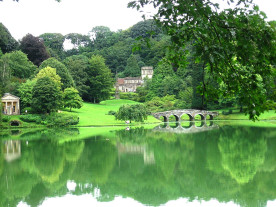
xmin=1 ymin=93 xmax=20 ymax=100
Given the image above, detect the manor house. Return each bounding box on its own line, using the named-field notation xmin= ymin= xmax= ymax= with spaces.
xmin=116 ymin=66 xmax=153 ymax=92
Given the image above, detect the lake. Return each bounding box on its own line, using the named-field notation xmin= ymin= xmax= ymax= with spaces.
xmin=0 ymin=121 xmax=276 ymax=207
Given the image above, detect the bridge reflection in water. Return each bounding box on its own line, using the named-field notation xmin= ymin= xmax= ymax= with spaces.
xmin=153 ymin=121 xmax=219 ymax=134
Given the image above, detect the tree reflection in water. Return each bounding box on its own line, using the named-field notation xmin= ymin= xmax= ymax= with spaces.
xmin=0 ymin=125 xmax=275 ymax=207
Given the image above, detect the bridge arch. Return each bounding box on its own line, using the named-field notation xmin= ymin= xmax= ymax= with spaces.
xmin=168 ymin=114 xmax=180 ymax=122
xmin=206 ymin=114 xmax=214 ymax=120
xmin=194 ymin=114 xmax=205 ymax=120
xmin=181 ymin=113 xmax=194 ymax=121
xmin=160 ymin=115 xmax=168 ymax=122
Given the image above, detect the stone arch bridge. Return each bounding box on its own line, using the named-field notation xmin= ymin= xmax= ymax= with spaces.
xmin=153 ymin=110 xmax=219 ymax=122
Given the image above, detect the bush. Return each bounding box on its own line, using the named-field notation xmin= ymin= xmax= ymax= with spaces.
xmin=229 ymin=109 xmax=233 ymax=114
xmin=107 ymin=110 xmax=116 ymax=115
xmin=20 ymin=114 xmax=42 ymax=123
xmin=222 ymin=111 xmax=230 ymax=115
xmin=2 ymin=116 xmax=11 ymax=122
xmin=19 ymin=113 xmax=79 ymax=126
xmin=44 ymin=113 xmax=79 ymax=127
xmin=120 ymin=92 xmax=139 ymax=101
xmin=22 ymin=107 xmax=33 ymax=114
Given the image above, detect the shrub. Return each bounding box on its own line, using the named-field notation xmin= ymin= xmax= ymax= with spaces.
xmin=222 ymin=111 xmax=230 ymax=115
xmin=120 ymin=92 xmax=139 ymax=101
xmin=2 ymin=116 xmax=11 ymax=122
xmin=20 ymin=114 xmax=42 ymax=123
xmin=107 ymin=110 xmax=116 ymax=115
xmin=45 ymin=113 xmax=79 ymax=127
xmin=229 ymin=109 xmax=233 ymax=114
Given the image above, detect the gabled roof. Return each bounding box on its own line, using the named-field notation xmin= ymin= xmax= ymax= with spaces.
xmin=1 ymin=93 xmax=20 ymax=100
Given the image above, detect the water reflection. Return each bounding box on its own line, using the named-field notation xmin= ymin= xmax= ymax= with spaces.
xmin=154 ymin=121 xmax=219 ymax=133
xmin=0 ymin=125 xmax=275 ymax=207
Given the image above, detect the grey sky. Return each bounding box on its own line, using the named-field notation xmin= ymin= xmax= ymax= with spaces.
xmin=0 ymin=0 xmax=275 ymax=41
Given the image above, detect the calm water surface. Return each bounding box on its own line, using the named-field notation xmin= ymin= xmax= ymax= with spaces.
xmin=0 ymin=121 xmax=276 ymax=207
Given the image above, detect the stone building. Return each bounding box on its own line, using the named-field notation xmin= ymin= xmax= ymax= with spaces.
xmin=1 ymin=93 xmax=20 ymax=115
xmin=116 ymin=66 xmax=153 ymax=93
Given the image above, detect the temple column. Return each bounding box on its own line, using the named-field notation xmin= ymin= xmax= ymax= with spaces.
xmin=12 ymin=101 xmax=14 ymax=114
xmin=5 ymin=101 xmax=7 ymax=114
xmin=17 ymin=101 xmax=20 ymax=115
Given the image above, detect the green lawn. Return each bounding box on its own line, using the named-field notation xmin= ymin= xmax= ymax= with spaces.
xmin=65 ymin=99 xmax=161 ymax=127
xmin=214 ymin=109 xmax=276 ymax=120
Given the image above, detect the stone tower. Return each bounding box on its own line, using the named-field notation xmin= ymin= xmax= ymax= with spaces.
xmin=141 ymin=66 xmax=153 ymax=80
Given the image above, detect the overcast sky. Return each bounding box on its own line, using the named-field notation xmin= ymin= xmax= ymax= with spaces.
xmin=0 ymin=0 xmax=275 ymax=41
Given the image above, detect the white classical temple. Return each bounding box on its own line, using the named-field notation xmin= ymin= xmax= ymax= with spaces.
xmin=1 ymin=93 xmax=20 ymax=115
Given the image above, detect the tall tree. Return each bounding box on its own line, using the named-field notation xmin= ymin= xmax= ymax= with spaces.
xmin=130 ymin=19 xmax=161 ymax=39
xmin=39 ymin=33 xmax=65 ymax=59
xmin=3 ymin=50 xmax=37 ymax=79
xmin=20 ymin=34 xmax=50 ymax=66
xmin=39 ymin=58 xmax=75 ymax=90
xmin=32 ymin=76 xmax=63 ymax=114
xmin=63 ymin=87 xmax=83 ymax=111
xmin=123 ymin=54 xmax=141 ymax=77
xmin=63 ymin=55 xmax=89 ymax=97
xmin=128 ymin=0 xmax=276 ymax=120
xmin=0 ymin=23 xmax=18 ymax=53
xmin=84 ymin=55 xmax=113 ymax=103
xmin=89 ymin=26 xmax=114 ymax=49
xmin=34 ymin=66 xmax=62 ymax=89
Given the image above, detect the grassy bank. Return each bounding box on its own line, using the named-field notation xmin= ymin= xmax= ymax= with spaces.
xmin=1 ymin=99 xmax=275 ymax=129
xmin=64 ymin=99 xmax=161 ymax=127
xmin=214 ymin=109 xmax=276 ymax=120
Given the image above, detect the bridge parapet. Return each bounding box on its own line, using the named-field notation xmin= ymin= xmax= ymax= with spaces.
xmin=153 ymin=109 xmax=219 ymax=122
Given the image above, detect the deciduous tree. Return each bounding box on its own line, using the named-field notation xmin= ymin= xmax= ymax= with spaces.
xmin=63 ymin=87 xmax=83 ymax=111
xmin=32 ymin=76 xmax=63 ymax=114
xmin=115 ymin=104 xmax=148 ymax=123
xmin=63 ymin=55 xmax=90 ymax=97
xmin=20 ymin=34 xmax=50 ymax=66
xmin=84 ymin=55 xmax=113 ymax=103
xmin=39 ymin=58 xmax=75 ymax=90
xmin=128 ymin=0 xmax=276 ymax=120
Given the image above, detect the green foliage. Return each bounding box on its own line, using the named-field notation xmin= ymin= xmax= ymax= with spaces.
xmin=84 ymin=55 xmax=114 ymax=103
xmin=2 ymin=115 xmax=11 ymax=122
xmin=63 ymin=55 xmax=90 ymax=97
xmin=43 ymin=113 xmax=79 ymax=126
xmin=119 ymin=92 xmax=139 ymax=101
xmin=20 ymin=34 xmax=50 ymax=66
xmin=123 ymin=54 xmax=141 ymax=77
xmin=129 ymin=0 xmax=276 ymax=120
xmin=17 ymin=80 xmax=36 ymax=110
xmin=39 ymin=33 xmax=65 ymax=58
xmin=107 ymin=110 xmax=116 ymax=115
xmin=0 ymin=22 xmax=18 ymax=53
xmin=34 ymin=66 xmax=62 ymax=89
xmin=39 ymin=57 xmax=75 ymax=90
xmin=145 ymin=95 xmax=176 ymax=112
xmin=19 ymin=114 xmax=42 ymax=123
xmin=63 ymin=87 xmax=83 ymax=111
xmin=130 ymin=19 xmax=161 ymax=39
xmin=2 ymin=51 xmax=37 ymax=79
xmin=115 ymin=104 xmax=148 ymax=123
xmin=32 ymin=76 xmax=63 ymax=114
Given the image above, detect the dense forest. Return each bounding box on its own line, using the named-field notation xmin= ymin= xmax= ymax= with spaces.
xmin=0 ymin=11 xmax=275 ymax=118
